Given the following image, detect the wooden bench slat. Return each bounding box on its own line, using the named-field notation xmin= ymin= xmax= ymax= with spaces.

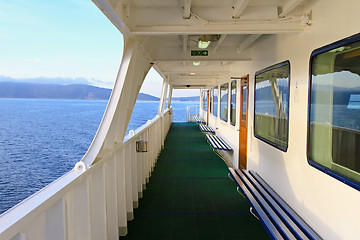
xmin=206 ymin=135 xmax=221 ymax=150
xmin=249 ymin=171 xmax=321 ymax=240
xmin=229 ymin=168 xmax=321 ymax=240
xmin=242 ymin=170 xmax=310 ymax=240
xmin=228 ymin=168 xmax=284 ymax=240
xmin=211 ymin=135 xmax=225 ymax=150
xmin=212 ymin=135 xmax=228 ymax=150
xmin=205 ymin=134 xmax=232 ymax=151
xmin=195 ymin=117 xmax=206 ymax=124
xmin=213 ymin=136 xmax=232 ymax=151
xmin=208 ymin=127 xmax=215 ymax=134
xmin=235 ymin=169 xmax=297 ymax=239
xmin=216 ymin=136 xmax=232 ymax=151
xmin=209 ymin=135 xmax=223 ymax=150
xmin=200 ymin=125 xmax=215 ymax=134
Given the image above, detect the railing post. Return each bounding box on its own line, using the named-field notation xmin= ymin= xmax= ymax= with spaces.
xmin=125 ymin=143 xmax=133 ymax=221
xmin=116 ymin=150 xmax=127 ymax=236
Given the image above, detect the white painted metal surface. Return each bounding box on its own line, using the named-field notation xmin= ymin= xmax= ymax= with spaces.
xmin=186 ymin=105 xmax=200 ymax=122
xmin=2 ymin=0 xmax=360 ymax=239
xmin=0 ymin=109 xmax=172 ymax=240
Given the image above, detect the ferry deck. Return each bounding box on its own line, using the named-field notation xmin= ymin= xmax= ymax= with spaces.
xmin=0 ymin=0 xmax=360 ymax=239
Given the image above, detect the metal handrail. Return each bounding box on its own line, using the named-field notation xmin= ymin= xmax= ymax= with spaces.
xmin=186 ymin=105 xmax=200 ymax=122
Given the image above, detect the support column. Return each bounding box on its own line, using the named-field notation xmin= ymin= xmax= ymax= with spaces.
xmin=158 ymin=78 xmax=168 ymax=115
xmin=167 ymin=85 xmax=173 ymax=109
xmin=161 ymin=83 xmax=169 ymax=112
xmin=82 ymin=37 xmax=153 ymax=166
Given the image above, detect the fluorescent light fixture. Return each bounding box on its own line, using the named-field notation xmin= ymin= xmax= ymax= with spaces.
xmin=198 ymin=40 xmax=210 ymax=49
xmin=190 ymin=72 xmax=195 ymax=75
xmin=193 ymin=61 xmax=201 ymax=66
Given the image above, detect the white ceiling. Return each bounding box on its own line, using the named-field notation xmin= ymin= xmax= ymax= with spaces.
xmin=95 ymin=0 xmax=313 ymax=88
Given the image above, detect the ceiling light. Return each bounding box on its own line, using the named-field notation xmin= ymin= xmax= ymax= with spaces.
xmin=197 ymin=34 xmax=221 ymax=49
xmin=190 ymin=73 xmax=195 ymax=75
xmin=193 ymin=61 xmax=201 ymax=66
xmin=198 ymin=40 xmax=210 ymax=49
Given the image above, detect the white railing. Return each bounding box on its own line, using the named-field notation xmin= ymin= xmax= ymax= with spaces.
xmin=0 ymin=108 xmax=173 ymax=240
xmin=186 ymin=105 xmax=200 ymax=122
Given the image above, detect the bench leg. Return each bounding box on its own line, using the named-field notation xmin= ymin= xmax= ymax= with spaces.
xmin=250 ymin=207 xmax=260 ymax=221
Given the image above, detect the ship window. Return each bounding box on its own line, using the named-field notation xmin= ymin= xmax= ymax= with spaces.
xmin=254 ymin=61 xmax=290 ymax=151
xmin=242 ymin=82 xmax=247 ymax=121
xmin=213 ymin=87 xmax=218 ymax=117
xmin=308 ymin=34 xmax=360 ymax=189
xmin=220 ymin=83 xmax=229 ymax=122
xmin=209 ymin=89 xmax=213 ymax=113
xmin=202 ymin=90 xmax=207 ymax=111
xmin=230 ymin=80 xmax=237 ymax=125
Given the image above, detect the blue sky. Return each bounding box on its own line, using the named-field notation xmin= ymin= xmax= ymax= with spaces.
xmin=0 ymin=0 xmax=198 ymax=97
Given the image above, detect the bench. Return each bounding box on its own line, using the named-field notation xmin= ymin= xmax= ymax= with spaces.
xmin=195 ymin=117 xmax=206 ymax=124
xmin=199 ymin=124 xmax=215 ymax=134
xmin=205 ymin=135 xmax=233 ymax=151
xmin=228 ymin=168 xmax=321 ymax=240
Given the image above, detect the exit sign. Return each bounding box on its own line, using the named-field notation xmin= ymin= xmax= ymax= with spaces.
xmin=191 ymin=50 xmax=208 ymax=56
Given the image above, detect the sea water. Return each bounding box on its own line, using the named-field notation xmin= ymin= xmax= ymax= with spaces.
xmin=0 ymin=98 xmax=198 ymax=214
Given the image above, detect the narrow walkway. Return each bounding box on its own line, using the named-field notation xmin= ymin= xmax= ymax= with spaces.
xmin=123 ymin=122 xmax=269 ymax=239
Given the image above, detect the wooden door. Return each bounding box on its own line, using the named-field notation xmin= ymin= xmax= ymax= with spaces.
xmin=239 ymin=75 xmax=249 ymax=169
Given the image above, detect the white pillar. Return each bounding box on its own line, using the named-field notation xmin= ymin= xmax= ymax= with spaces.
xmin=82 ymin=37 xmax=152 ymax=166
xmin=162 ymin=83 xmax=169 ymax=112
xmin=167 ymin=85 xmax=173 ymax=109
xmin=158 ymin=78 xmax=167 ymax=115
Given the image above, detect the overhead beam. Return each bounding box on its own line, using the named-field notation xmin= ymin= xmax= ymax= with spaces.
xmin=237 ymin=34 xmax=262 ymax=53
xmin=155 ymin=59 xmax=250 ymax=63
xmin=163 ymin=70 xmax=230 ymax=74
xmin=92 ymin=0 xmax=132 ymax=36
xmin=183 ymin=35 xmax=188 ymax=52
xmin=213 ymin=34 xmax=228 ymax=53
xmin=172 ymin=85 xmax=209 ymax=89
xmin=183 ymin=0 xmax=192 ymax=19
xmin=279 ymin=0 xmax=304 ymax=17
xmin=232 ymin=0 xmax=250 ymax=19
xmin=132 ymin=22 xmax=303 ymax=35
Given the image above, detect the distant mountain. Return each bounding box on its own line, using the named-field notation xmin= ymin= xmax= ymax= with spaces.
xmin=0 ymin=75 xmax=114 ymax=88
xmin=0 ymin=81 xmax=200 ymax=102
xmin=0 ymin=82 xmax=111 ymax=100
xmin=171 ymin=96 xmax=199 ymax=102
xmin=136 ymin=94 xmax=199 ymax=102
xmin=137 ymin=93 xmax=159 ymax=101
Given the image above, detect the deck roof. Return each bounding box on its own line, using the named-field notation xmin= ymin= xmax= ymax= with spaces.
xmin=94 ymin=0 xmax=313 ymax=88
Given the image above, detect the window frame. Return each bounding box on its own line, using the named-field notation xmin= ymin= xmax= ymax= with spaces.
xmin=213 ymin=86 xmax=218 ymax=117
xmin=253 ymin=60 xmax=290 ymax=152
xmin=202 ymin=89 xmax=207 ymax=111
xmin=230 ymin=80 xmax=237 ymax=126
xmin=220 ymin=82 xmax=229 ymax=122
xmin=209 ymin=88 xmax=213 ymax=114
xmin=307 ymin=33 xmax=360 ymax=191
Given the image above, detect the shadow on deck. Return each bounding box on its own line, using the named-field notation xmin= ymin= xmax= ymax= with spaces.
xmin=122 ymin=122 xmax=270 ymax=239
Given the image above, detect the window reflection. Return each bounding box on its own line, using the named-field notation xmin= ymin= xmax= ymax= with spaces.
xmin=213 ymin=87 xmax=218 ymax=117
xmin=220 ymin=83 xmax=229 ymax=122
xmin=230 ymin=81 xmax=236 ymax=125
xmin=254 ymin=61 xmax=290 ymax=151
xmin=242 ymin=85 xmax=247 ymax=121
xmin=309 ymin=39 xmax=360 ymax=185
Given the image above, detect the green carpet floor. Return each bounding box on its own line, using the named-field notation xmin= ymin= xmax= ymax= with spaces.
xmin=122 ymin=122 xmax=270 ymax=239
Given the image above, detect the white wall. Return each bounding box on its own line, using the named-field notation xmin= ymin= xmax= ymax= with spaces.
xmin=205 ymin=0 xmax=360 ymax=238
xmin=247 ymin=0 xmax=360 ymax=239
